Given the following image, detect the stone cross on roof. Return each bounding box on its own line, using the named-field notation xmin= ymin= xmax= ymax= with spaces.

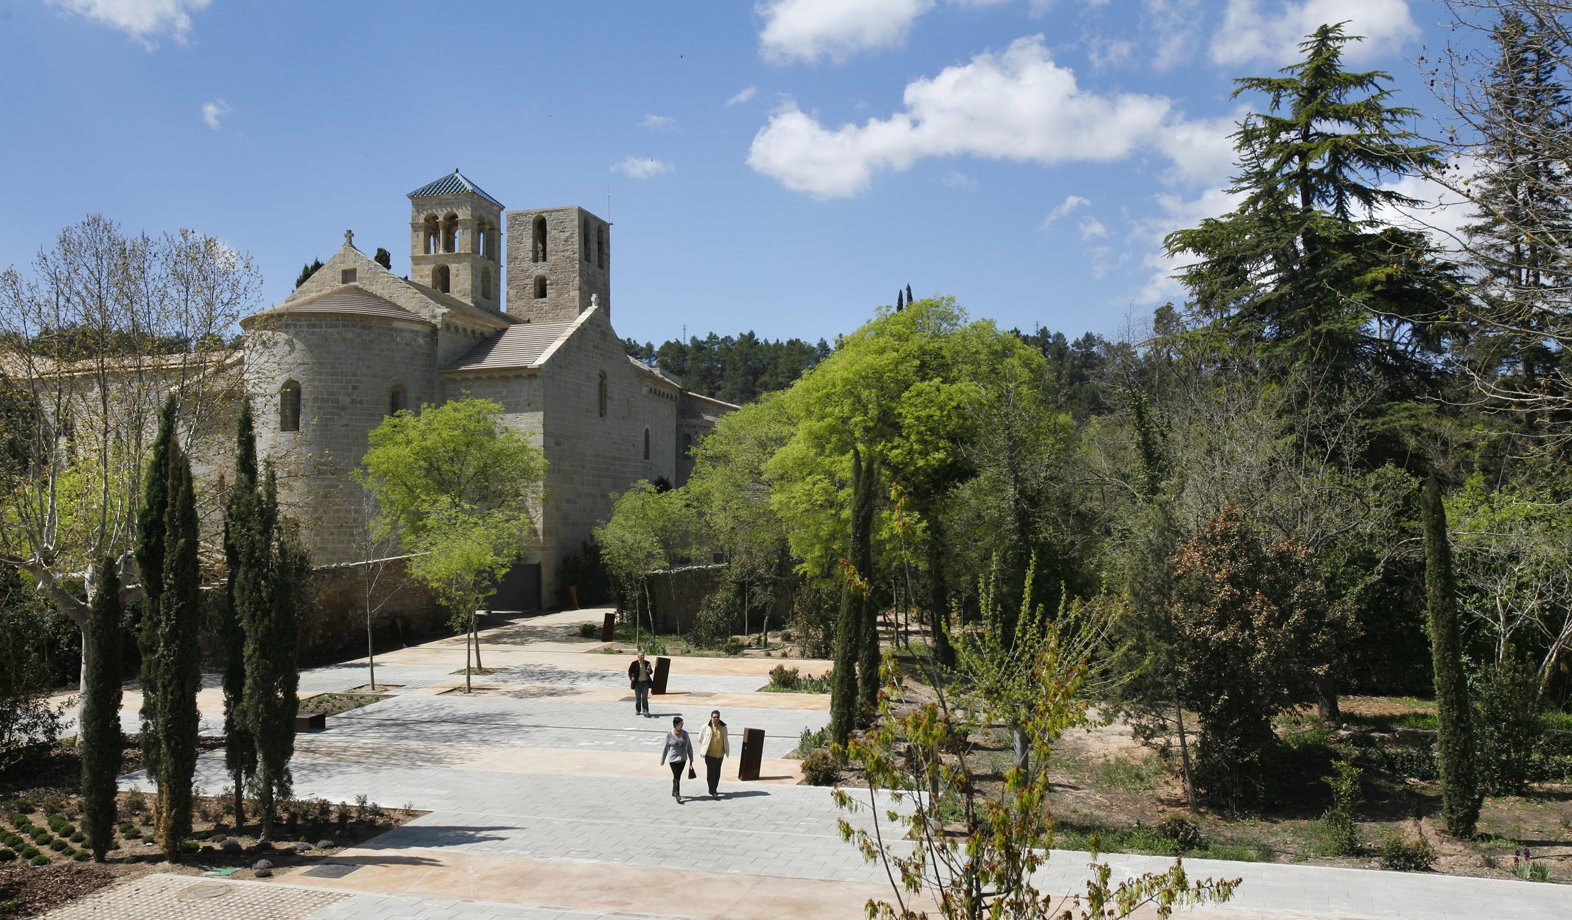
xmin=345 ymin=229 xmax=354 ymax=247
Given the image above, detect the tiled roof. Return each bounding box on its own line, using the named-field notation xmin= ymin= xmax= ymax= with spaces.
xmin=443 ymin=322 xmax=576 ymax=373
xmin=245 ymin=285 xmax=431 ymax=326
xmin=407 ymin=169 xmax=505 ymax=209
xmin=405 ymin=280 xmax=515 ymax=330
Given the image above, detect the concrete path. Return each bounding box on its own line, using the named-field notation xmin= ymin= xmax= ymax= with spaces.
xmin=54 ymin=609 xmax=1572 ymax=919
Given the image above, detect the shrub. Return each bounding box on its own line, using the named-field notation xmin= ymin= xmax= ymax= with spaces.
xmin=1472 ymin=656 xmax=1542 ymax=795
xmin=1154 ymin=816 xmax=1204 ymax=852
xmin=29 ymin=855 xmax=47 ymax=866
xmin=1318 ymin=759 xmax=1362 ymax=857
xmin=798 ymin=725 xmax=830 ymax=755
xmin=577 ymin=622 xmax=598 ymax=639
xmin=722 ymin=637 xmax=746 ymax=656
xmin=802 ymin=748 xmax=841 ymax=786
xmin=48 ymin=839 xmax=67 ymax=852
xmin=1377 ymin=831 xmax=1435 ymax=872
xmin=690 ymin=591 xmax=738 ymax=649
xmin=0 ymin=848 xmax=13 ymax=862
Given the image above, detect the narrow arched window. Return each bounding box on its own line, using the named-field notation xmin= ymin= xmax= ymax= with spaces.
xmin=279 ymin=380 xmax=301 ymax=432
xmin=596 ymin=227 xmax=608 ymax=267
xmin=534 ymin=275 xmax=547 ymax=299
xmin=582 ymin=218 xmax=591 ymax=262
xmin=532 ymin=216 xmax=548 ymax=262
xmin=480 ymin=269 xmax=492 ymax=299
xmin=441 ymin=213 xmax=458 ymax=253
xmin=423 ymin=214 xmax=439 ymax=255
xmin=643 ymin=427 xmax=650 ymax=460
xmin=597 ymin=371 xmax=607 ymax=418
xmin=682 ymin=433 xmax=692 ymax=457
xmin=433 ymin=265 xmax=451 ymax=293
xmin=389 ymin=384 xmax=407 ymax=415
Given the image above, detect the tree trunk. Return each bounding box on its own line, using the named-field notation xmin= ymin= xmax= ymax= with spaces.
xmin=367 ymin=613 xmax=377 ymax=692
xmin=1175 ymin=688 xmax=1199 ymax=814
xmin=1316 ymin=676 xmax=1340 ymax=723
xmin=472 ymin=610 xmax=484 ymax=671
xmin=1011 ymin=722 xmax=1029 ymax=773
xmin=925 ymin=517 xmax=955 ymax=670
xmin=464 ymin=616 xmax=473 ymax=693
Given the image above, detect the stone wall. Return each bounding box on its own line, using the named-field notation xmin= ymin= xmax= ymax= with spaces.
xmin=646 ymin=565 xmax=725 ymax=634
xmin=504 ymin=207 xmax=611 ymax=324
xmin=303 ymin=555 xmax=446 ymax=663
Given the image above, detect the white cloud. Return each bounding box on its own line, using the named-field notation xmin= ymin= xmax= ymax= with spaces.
xmin=1210 ymin=0 xmax=1420 ymax=67
xmin=939 ymin=171 xmax=978 ymax=190
xmin=758 ymin=0 xmax=935 ymax=64
xmin=727 ymin=85 xmax=759 ymax=106
xmin=1146 ymin=0 xmax=1203 ymax=71
xmin=1079 ymin=216 xmax=1110 ymax=239
xmin=612 ymin=156 xmax=675 ymax=179
xmin=747 ymin=35 xmax=1173 ymax=198
xmin=1135 ymin=185 xmax=1245 ymax=303
xmin=200 ymin=98 xmax=230 ymax=130
xmin=1154 ymin=110 xmax=1243 ymax=188
xmin=50 ymin=0 xmax=211 ymax=47
xmin=641 ymin=114 xmax=678 ymax=132
xmin=1040 ymin=194 xmax=1091 ymax=230
xmin=1375 ymin=159 xmax=1478 ymax=253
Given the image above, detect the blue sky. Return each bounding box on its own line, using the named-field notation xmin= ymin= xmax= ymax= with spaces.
xmin=0 ymin=1 xmax=1474 ymax=348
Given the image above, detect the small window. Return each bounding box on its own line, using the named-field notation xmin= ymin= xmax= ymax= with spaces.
xmin=682 ymin=433 xmax=692 ymax=457
xmin=597 ymin=226 xmax=608 ymax=267
xmin=532 ymin=215 xmax=548 ymax=262
xmin=341 ymin=268 xmax=357 ymax=284
xmin=279 ymin=381 xmax=301 ymax=432
xmin=389 ymin=384 xmax=407 ymax=415
xmin=480 ymin=269 xmax=492 ymax=299
xmin=534 ymin=276 xmax=547 ymax=299
xmin=582 ymin=218 xmax=591 ymax=261
xmin=597 ymin=371 xmax=607 ymax=418
xmin=434 ymin=265 xmax=450 ymax=293
xmin=643 ymin=427 xmax=650 ymax=460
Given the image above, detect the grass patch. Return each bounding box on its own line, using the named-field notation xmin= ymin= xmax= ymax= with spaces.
xmin=1093 ymin=755 xmax=1162 ymax=795
xmin=297 ymin=692 xmax=389 ymax=717
xmin=1051 ymin=820 xmax=1274 ymax=862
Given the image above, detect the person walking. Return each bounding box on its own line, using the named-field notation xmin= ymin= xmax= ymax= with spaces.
xmin=628 ymin=651 xmax=654 ymax=717
xmin=660 ymin=716 xmax=695 ymax=803
xmin=697 ymin=709 xmax=730 ymax=799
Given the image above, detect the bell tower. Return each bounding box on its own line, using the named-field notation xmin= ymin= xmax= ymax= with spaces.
xmin=505 ymin=206 xmax=611 ymax=324
xmin=408 ymin=169 xmax=504 ymax=312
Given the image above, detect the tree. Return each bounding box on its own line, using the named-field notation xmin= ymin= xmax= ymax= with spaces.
xmin=244 ymin=467 xmax=305 ymax=840
xmin=295 ymin=258 xmax=323 ymax=289
xmin=0 ymin=217 xmax=255 ymax=690
xmin=836 ymin=596 xmax=1236 ymax=919
xmin=1165 ymin=24 xmax=1455 ymax=426
xmin=596 ymin=480 xmax=698 ymax=644
xmin=219 ymin=401 xmax=260 ymax=824
xmin=356 ymin=398 xmax=545 ymax=691
xmin=1422 ymin=475 xmax=1482 ymax=837
xmin=830 ymin=447 xmax=874 ymax=744
xmin=79 ymin=557 xmax=123 ymax=861
xmin=373 ymin=248 xmax=393 ymax=271
xmin=1169 ymin=508 xmax=1330 ymax=808
xmin=140 ymin=417 xmax=203 ymax=860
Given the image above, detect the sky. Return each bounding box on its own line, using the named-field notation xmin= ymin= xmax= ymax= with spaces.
xmin=0 ymin=0 xmax=1481 ymax=349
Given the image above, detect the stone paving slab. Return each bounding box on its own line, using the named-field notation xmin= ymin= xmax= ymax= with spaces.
xmin=42 ymin=873 xmax=348 ymax=919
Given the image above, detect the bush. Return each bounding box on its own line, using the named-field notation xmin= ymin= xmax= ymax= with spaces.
xmin=767 ymin=665 xmax=833 ymax=693
xmin=722 ymin=637 xmax=746 ymax=657
xmin=1318 ymin=759 xmax=1362 ymax=856
xmin=28 ymin=855 xmax=47 ymax=866
xmin=1153 ymin=816 xmax=1204 ymax=852
xmin=1473 ymin=656 xmax=1543 ymax=795
xmin=802 ymin=748 xmax=841 ymax=786
xmin=1377 ymin=831 xmax=1435 ymax=871
xmin=577 ymin=622 xmax=598 ymax=639
xmin=690 ymin=591 xmax=737 ymax=649
xmin=0 ymin=848 xmax=13 ymax=862
xmin=789 ymin=586 xmax=837 ymax=659
xmin=798 ymin=725 xmax=830 ymax=755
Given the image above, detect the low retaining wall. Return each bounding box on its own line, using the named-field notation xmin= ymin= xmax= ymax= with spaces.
xmin=645 ymin=565 xmax=724 ymax=634
xmin=303 ymin=556 xmax=445 ymax=663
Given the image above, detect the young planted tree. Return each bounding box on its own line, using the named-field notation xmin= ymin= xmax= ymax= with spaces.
xmin=220 ymin=401 xmax=261 ymax=824
xmin=1422 ymin=475 xmax=1482 ymax=837
xmin=80 ymin=558 xmax=123 ymax=861
xmin=356 ymin=398 xmax=545 ymax=691
xmin=141 ymin=425 xmax=204 ymax=860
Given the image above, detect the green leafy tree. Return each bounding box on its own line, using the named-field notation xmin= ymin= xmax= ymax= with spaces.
xmin=244 ymin=468 xmax=305 ymax=840
xmin=220 ymin=402 xmax=260 ymax=824
xmin=294 ymin=258 xmax=323 ymax=289
xmin=356 ymin=398 xmax=545 ymax=691
xmin=596 ymin=480 xmax=698 ymax=644
xmin=80 ymin=558 xmax=123 ymax=861
xmin=141 ymin=422 xmax=203 ymax=860
xmin=1422 ymin=475 xmax=1482 ymax=837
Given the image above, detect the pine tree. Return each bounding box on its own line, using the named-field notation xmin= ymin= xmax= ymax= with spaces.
xmin=244 ymin=466 xmax=303 ymax=840
xmin=80 ymin=558 xmax=123 ymax=861
xmin=374 ymin=247 xmax=393 ymax=271
xmin=1422 ymin=475 xmax=1481 ymax=837
xmin=136 ymin=395 xmax=176 ymax=787
xmin=220 ymin=402 xmax=261 ymax=825
xmin=294 ymin=258 xmax=323 ymax=289
xmin=147 ymin=437 xmax=203 ymax=860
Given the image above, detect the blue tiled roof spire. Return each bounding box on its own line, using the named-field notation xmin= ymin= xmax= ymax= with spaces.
xmin=407 ymin=169 xmax=504 ymax=209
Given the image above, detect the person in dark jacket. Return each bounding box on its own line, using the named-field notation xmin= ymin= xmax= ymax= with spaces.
xmin=628 ymin=651 xmax=654 ymax=716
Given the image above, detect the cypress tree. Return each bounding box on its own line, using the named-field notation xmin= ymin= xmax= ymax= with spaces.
xmin=221 ymin=402 xmax=261 ymax=825
xmin=136 ymin=395 xmax=177 ymax=787
xmin=374 ymin=247 xmax=393 ymax=270
xmin=853 ymin=450 xmax=881 ymax=713
xmin=149 ymin=438 xmax=203 ymax=860
xmin=830 ymin=448 xmax=872 ymax=744
xmin=1422 ymin=475 xmax=1481 ymax=837
xmin=81 ymin=558 xmax=123 ymax=862
xmin=245 ymin=466 xmax=303 ymax=840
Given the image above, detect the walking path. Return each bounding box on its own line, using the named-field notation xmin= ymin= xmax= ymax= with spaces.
xmin=51 ymin=609 xmax=1572 ymax=919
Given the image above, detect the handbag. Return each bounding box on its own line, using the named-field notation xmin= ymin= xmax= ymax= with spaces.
xmin=688 ymin=764 xmax=696 ymax=779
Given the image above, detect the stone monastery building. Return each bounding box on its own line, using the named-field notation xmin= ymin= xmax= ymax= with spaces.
xmin=239 ymin=170 xmax=732 ymax=609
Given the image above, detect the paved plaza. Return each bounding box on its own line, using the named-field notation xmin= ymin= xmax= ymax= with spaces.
xmin=50 ymin=609 xmax=1572 ymax=919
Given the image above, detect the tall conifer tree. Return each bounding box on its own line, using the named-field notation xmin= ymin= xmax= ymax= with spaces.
xmin=852 ymin=451 xmax=881 ymax=713
xmin=221 ymin=402 xmax=261 ymax=824
xmin=80 ymin=558 xmax=123 ymax=861
xmin=244 ymin=466 xmax=303 ymax=840
xmin=136 ymin=395 xmax=177 ymax=779
xmin=1422 ymin=475 xmax=1481 ymax=837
